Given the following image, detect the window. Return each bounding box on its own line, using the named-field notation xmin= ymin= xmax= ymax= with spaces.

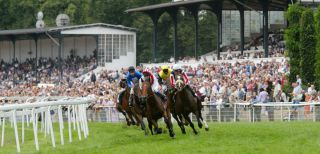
xmin=120 ymin=35 xmax=127 ymax=56
xmin=106 ymin=34 xmax=112 ymax=62
xmin=113 ymin=35 xmax=120 ymax=59
xmin=128 ymin=35 xmax=134 ymax=52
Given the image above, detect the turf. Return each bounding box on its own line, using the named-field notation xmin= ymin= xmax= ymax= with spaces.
xmin=0 ymin=122 xmax=320 ymax=154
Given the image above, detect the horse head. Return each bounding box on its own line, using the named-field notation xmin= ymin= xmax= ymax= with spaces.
xmin=175 ymin=74 xmax=185 ymax=91
xmin=119 ymin=79 xmax=127 ymax=88
xmin=139 ymin=78 xmax=152 ymax=104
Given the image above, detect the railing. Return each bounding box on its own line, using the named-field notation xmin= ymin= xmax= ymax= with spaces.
xmin=0 ymin=96 xmax=95 ymax=153
xmin=84 ymin=102 xmax=320 ymax=123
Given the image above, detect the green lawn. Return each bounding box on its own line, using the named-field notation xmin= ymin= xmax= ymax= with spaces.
xmin=1 ymin=122 xmax=320 ymax=154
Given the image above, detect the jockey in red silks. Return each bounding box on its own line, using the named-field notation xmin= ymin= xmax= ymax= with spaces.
xmin=170 ymin=64 xmax=197 ymax=97
xmin=141 ymin=69 xmax=167 ymax=101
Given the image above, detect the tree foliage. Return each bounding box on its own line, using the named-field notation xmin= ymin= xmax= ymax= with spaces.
xmin=299 ymin=8 xmax=316 ymax=85
xmin=285 ymin=4 xmax=304 ymax=83
xmin=314 ymin=6 xmax=320 ymax=88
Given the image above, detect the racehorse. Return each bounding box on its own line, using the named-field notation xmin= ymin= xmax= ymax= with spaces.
xmin=139 ymin=77 xmax=175 ymax=138
xmin=168 ymin=74 xmax=209 ymax=134
xmin=130 ymin=79 xmax=148 ymax=136
xmin=116 ymin=79 xmax=138 ymax=126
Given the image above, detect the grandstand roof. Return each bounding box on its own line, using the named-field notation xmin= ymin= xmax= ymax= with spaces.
xmin=126 ymin=0 xmax=290 ymax=13
xmin=0 ymin=23 xmax=136 ymax=41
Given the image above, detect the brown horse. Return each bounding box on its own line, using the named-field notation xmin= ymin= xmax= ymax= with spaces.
xmin=116 ymin=79 xmax=138 ymax=126
xmin=139 ymin=77 xmax=175 ymax=138
xmin=167 ymin=74 xmax=209 ymax=135
xmin=129 ymin=79 xmax=148 ymax=135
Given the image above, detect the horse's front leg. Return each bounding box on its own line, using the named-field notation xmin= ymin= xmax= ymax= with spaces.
xmin=163 ymin=111 xmax=175 ymax=138
xmin=183 ymin=113 xmax=198 ymax=135
xmin=172 ymin=113 xmax=186 ymax=134
xmin=147 ymin=118 xmax=154 ymax=135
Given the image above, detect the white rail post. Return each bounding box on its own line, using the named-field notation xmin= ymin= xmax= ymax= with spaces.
xmin=58 ymin=105 xmax=64 ymax=145
xmin=22 ymin=110 xmax=25 ymax=144
xmin=32 ymin=108 xmax=39 ymax=151
xmin=67 ymin=105 xmax=72 ymax=143
xmin=12 ymin=110 xmax=20 ymax=153
xmin=234 ymin=104 xmax=237 ymax=122
xmin=1 ymin=117 xmax=5 ymax=147
xmin=72 ymin=105 xmax=76 ymax=130
xmin=313 ymin=104 xmax=316 ymax=122
xmin=26 ymin=114 xmax=30 ymax=128
xmin=47 ymin=106 xmax=56 ymax=148
xmin=41 ymin=112 xmax=44 ymax=132
xmin=75 ymin=105 xmax=82 ymax=141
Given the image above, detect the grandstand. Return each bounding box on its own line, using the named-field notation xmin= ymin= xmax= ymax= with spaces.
xmin=0 ymin=23 xmax=136 ymax=70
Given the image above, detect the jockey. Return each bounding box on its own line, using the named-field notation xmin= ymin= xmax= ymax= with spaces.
xmin=126 ymin=66 xmax=142 ymax=107
xmin=142 ymin=69 xmax=167 ymax=101
xmin=170 ymin=64 xmax=197 ymax=97
xmin=157 ymin=65 xmax=172 ymax=85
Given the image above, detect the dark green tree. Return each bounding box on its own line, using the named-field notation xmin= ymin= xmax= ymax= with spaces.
xmin=285 ymin=4 xmax=304 ymax=83
xmin=300 ymin=8 xmax=316 ymax=85
xmin=314 ymin=6 xmax=320 ymax=89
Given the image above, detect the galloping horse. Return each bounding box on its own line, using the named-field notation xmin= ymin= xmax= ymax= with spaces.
xmin=130 ymin=79 xmax=148 ymax=136
xmin=168 ymin=74 xmax=209 ymax=134
xmin=116 ymin=79 xmax=138 ymax=126
xmin=139 ymin=77 xmax=175 ymax=138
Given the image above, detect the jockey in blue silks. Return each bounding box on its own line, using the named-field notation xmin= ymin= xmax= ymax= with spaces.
xmin=126 ymin=66 xmax=142 ymax=107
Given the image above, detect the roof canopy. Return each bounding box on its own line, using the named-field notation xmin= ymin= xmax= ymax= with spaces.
xmin=126 ymin=0 xmax=290 ymax=13
xmin=0 ymin=23 xmax=136 ymax=41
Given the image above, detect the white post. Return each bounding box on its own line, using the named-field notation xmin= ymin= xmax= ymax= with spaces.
xmin=82 ymin=104 xmax=89 ymax=136
xmin=234 ymin=104 xmax=237 ymax=122
xmin=22 ymin=111 xmax=25 ymax=144
xmin=58 ymin=105 xmax=64 ymax=145
xmin=253 ymin=106 xmax=255 ymax=123
xmin=280 ymin=102 xmax=283 ymax=121
xmin=1 ymin=117 xmax=5 ymax=147
xmin=72 ymin=105 xmax=76 ymax=130
xmin=67 ymin=105 xmax=72 ymax=143
xmin=26 ymin=114 xmax=30 ymax=128
xmin=313 ymin=104 xmax=316 ymax=122
xmin=12 ymin=110 xmax=20 ymax=153
xmin=47 ymin=107 xmax=56 ymax=148
xmin=41 ymin=112 xmax=44 ymax=132
xmin=32 ymin=108 xmax=39 ymax=151
xmin=75 ymin=105 xmax=82 ymax=141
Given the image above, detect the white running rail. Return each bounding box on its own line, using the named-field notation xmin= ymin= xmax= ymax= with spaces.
xmin=0 ymin=96 xmax=96 ymax=153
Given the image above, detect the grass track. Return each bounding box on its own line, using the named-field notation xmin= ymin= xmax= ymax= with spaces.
xmin=1 ymin=122 xmax=320 ymax=154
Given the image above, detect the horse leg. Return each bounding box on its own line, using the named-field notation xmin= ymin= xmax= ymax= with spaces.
xmin=194 ymin=111 xmax=203 ymax=129
xmin=137 ymin=114 xmax=148 ymax=136
xmin=150 ymin=119 xmax=161 ymax=134
xmin=172 ymin=113 xmax=186 ymax=134
xmin=183 ymin=113 xmax=198 ymax=135
xmin=147 ymin=119 xmax=154 ymax=135
xmin=198 ymin=110 xmax=209 ymax=131
xmin=122 ymin=111 xmax=131 ymax=126
xmin=128 ymin=113 xmax=136 ymax=126
xmin=163 ymin=113 xmax=175 ymax=138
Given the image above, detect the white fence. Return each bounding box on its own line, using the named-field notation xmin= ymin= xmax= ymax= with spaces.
xmin=0 ymin=96 xmax=95 ymax=153
xmin=86 ymin=102 xmax=320 ymax=123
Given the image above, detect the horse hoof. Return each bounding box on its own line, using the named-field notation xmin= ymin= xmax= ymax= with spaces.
xmin=194 ymin=131 xmax=198 ymax=135
xmin=170 ymin=133 xmax=176 ymax=138
xmin=205 ymin=128 xmax=209 ymax=131
xmin=198 ymin=124 xmax=203 ymax=129
xmin=182 ymin=130 xmax=186 ymax=134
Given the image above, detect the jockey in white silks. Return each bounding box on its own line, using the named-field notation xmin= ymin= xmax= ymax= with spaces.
xmin=141 ymin=69 xmax=167 ymax=101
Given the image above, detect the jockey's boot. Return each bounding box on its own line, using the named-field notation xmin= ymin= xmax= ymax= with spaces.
xmin=156 ymin=92 xmax=167 ymax=102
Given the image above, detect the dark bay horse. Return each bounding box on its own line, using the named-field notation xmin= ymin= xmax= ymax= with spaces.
xmin=130 ymin=80 xmax=148 ymax=136
xmin=167 ymin=74 xmax=209 ymax=134
xmin=139 ymin=77 xmax=175 ymax=138
xmin=116 ymin=79 xmax=138 ymax=126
